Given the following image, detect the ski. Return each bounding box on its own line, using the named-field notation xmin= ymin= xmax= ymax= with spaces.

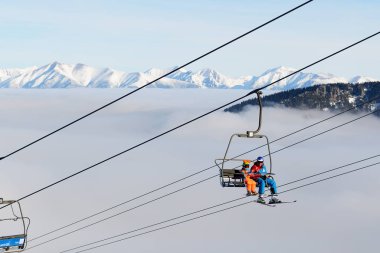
xmin=253 ymin=200 xmax=275 ymax=207
xmin=271 ymin=200 xmax=297 ymax=205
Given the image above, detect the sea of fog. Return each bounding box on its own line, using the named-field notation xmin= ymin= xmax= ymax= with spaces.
xmin=0 ymin=88 xmax=379 ymax=253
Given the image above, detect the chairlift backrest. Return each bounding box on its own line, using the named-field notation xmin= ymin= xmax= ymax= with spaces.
xmin=215 ymin=160 xmax=246 ymax=187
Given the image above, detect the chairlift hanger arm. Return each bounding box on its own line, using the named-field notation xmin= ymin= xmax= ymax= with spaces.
xmin=244 ymin=91 xmax=263 ymax=135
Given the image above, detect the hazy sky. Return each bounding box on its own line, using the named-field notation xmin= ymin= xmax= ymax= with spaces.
xmin=0 ymin=89 xmax=379 ymax=253
xmin=0 ymin=0 xmax=379 ymax=78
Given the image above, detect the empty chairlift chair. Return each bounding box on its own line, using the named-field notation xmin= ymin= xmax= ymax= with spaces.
xmin=0 ymin=199 xmax=30 ymax=253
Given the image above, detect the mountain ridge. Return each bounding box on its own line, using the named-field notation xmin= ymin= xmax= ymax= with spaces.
xmin=225 ymin=82 xmax=380 ymax=117
xmin=0 ymin=62 xmax=378 ymax=91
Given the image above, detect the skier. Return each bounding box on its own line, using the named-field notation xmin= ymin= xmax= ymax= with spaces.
xmin=250 ymin=156 xmax=281 ymax=204
xmin=241 ymin=160 xmax=257 ymax=196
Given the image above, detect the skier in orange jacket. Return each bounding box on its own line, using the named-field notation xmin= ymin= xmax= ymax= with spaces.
xmin=241 ymin=160 xmax=257 ymax=196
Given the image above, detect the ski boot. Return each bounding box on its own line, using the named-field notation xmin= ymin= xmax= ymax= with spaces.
xmin=257 ymin=195 xmax=266 ymax=204
xmin=268 ymin=196 xmax=282 ymax=204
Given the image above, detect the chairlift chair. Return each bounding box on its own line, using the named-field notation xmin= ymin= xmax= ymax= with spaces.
xmin=216 ymin=91 xmax=274 ymax=187
xmin=0 ymin=199 xmax=29 ymax=253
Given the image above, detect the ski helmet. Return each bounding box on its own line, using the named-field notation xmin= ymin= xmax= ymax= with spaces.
xmin=257 ymin=156 xmax=264 ymax=162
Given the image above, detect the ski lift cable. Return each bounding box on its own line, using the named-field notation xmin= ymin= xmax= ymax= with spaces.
xmin=217 ymin=109 xmax=379 ymax=187
xmin=27 ymin=155 xmax=380 ymax=252
xmin=218 ymin=109 xmax=379 ymax=173
xmin=28 ymin=167 xmax=216 ymax=242
xmin=27 ymin=106 xmax=379 ymax=249
xmin=56 ymin=160 xmax=380 ymax=253
xmin=0 ymin=0 xmax=314 ymax=162
xmin=56 ymin=196 xmax=246 ymax=253
xmin=29 ymin=174 xmax=219 ymax=249
xmin=248 ymin=31 xmax=380 ymax=94
xmin=25 ymin=175 xmax=219 ymax=249
xmin=28 ymin=106 xmax=379 ymax=243
xmin=270 ymin=109 xmax=379 ymax=156
xmin=1 ymin=31 xmax=378 ymax=212
xmin=235 ymin=94 xmax=380 ymax=158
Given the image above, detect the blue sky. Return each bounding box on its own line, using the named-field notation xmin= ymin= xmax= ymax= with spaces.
xmin=0 ymin=0 xmax=379 ymax=78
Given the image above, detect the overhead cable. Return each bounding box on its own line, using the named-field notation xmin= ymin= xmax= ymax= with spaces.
xmin=58 ymin=160 xmax=380 ymax=253
xmin=248 ymin=31 xmax=380 ymax=94
xmin=27 ymin=175 xmax=218 ymax=249
xmin=0 ymin=0 xmax=314 ymax=161
xmin=2 ymin=31 xmax=378 ymax=211
xmin=27 ymin=107 xmax=379 ymax=249
xmin=27 ymin=107 xmax=380 ymax=242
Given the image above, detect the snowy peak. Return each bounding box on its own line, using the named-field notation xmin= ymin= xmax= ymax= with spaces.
xmin=349 ymin=75 xmax=378 ymax=84
xmin=0 ymin=62 xmax=378 ymax=90
xmin=143 ymin=68 xmax=168 ymax=79
xmin=261 ymin=66 xmax=297 ymax=75
xmin=250 ymin=66 xmax=297 ymax=89
xmin=192 ymin=68 xmax=229 ymax=88
xmin=0 ymin=66 xmax=37 ymax=83
xmin=245 ymin=66 xmax=348 ymax=91
xmin=188 ymin=68 xmax=251 ymax=88
xmin=0 ymin=62 xmax=130 ymax=88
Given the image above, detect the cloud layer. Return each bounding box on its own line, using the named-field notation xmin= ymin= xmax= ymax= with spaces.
xmin=0 ymin=89 xmax=379 ymax=253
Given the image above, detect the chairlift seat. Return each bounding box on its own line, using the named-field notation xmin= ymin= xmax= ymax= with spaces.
xmin=221 ymin=169 xmax=245 ymax=187
xmin=0 ymin=234 xmax=25 ymax=252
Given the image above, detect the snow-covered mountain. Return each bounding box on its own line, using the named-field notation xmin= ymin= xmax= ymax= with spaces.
xmin=243 ymin=66 xmax=349 ymax=91
xmin=349 ymin=75 xmax=378 ymax=84
xmin=0 ymin=62 xmax=378 ymax=91
xmin=168 ymin=67 xmax=252 ymax=88
xmin=0 ymin=62 xmax=128 ymax=88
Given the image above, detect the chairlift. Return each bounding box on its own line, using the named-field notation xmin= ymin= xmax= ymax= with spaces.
xmin=216 ymin=91 xmax=274 ymax=187
xmin=0 ymin=199 xmax=30 ymax=253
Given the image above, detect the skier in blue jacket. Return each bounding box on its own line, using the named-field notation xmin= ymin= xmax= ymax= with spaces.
xmin=250 ymin=156 xmax=281 ymax=204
